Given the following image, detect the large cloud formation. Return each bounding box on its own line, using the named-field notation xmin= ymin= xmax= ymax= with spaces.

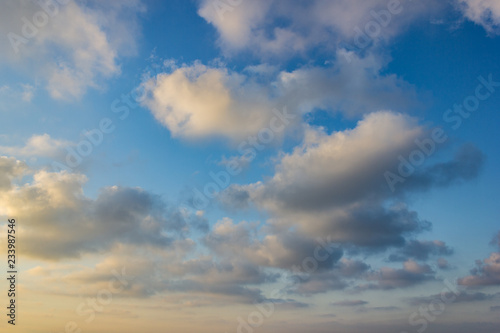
xmin=224 ymin=112 xmax=482 ymax=251
xmin=139 ymin=55 xmax=417 ymax=142
xmin=198 ymin=0 xmax=497 ymax=58
xmin=197 ymin=0 xmax=445 ymax=57
xmin=0 ymin=160 xmax=206 ymax=260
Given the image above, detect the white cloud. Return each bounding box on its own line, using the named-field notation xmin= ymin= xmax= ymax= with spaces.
xmin=459 ymin=0 xmax=500 ymax=34
xmin=0 ymin=133 xmax=73 ymax=159
xmin=0 ymin=0 xmax=144 ymax=100
xmin=140 ymin=54 xmax=417 ymax=142
xmin=198 ymin=0 xmax=444 ymax=57
xmin=0 ymin=83 xmax=36 ymax=106
xmin=140 ymin=62 xmax=278 ymax=141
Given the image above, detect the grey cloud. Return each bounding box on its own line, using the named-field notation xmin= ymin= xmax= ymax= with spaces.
xmin=401 ymin=144 xmax=484 ymax=192
xmin=165 ymin=279 xmax=266 ymax=304
xmin=0 ymin=168 xmax=204 ymax=260
xmin=225 ymin=112 xmax=482 ymax=255
xmin=160 ymin=257 xmax=282 ymax=304
xmin=204 ymin=219 xmax=343 ymax=271
xmin=248 ymin=112 xmax=426 ymax=213
xmin=361 ymin=260 xmax=435 ymax=290
xmin=437 ymin=258 xmax=452 ymax=270
xmin=409 ymin=292 xmax=497 ymax=306
xmin=293 ymin=271 xmax=348 ymax=295
xmin=458 ymin=252 xmax=500 ymax=286
xmin=217 ymin=185 xmax=251 ymax=210
xmin=458 ymin=231 xmax=500 ymax=287
xmin=387 ymin=240 xmax=453 ymax=262
xmin=336 ymin=259 xmax=371 ymax=278
xmin=268 ymin=299 xmax=310 ymax=309
xmin=491 ymin=231 xmax=500 ymax=249
xmin=331 ymin=300 xmax=368 ymax=307
xmin=368 ymin=306 xmax=400 ymax=311
xmin=291 ymin=259 xmax=370 ymax=295
xmin=321 ymin=204 xmax=431 ymax=249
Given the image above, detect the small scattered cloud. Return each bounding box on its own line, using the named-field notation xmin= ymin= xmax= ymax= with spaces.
xmin=0 ymin=134 xmax=73 ymax=159
xmin=331 ymin=300 xmax=368 ymax=307
xmin=458 ymin=230 xmax=500 ymax=287
xmin=458 ymin=252 xmax=500 ymax=286
xmin=361 ymin=260 xmax=435 ymax=290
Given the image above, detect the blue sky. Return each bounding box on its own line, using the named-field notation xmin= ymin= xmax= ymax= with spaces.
xmin=0 ymin=1 xmax=499 ymax=332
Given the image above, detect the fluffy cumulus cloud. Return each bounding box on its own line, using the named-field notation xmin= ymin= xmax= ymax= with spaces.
xmin=139 ymin=62 xmax=280 ymax=141
xmin=0 ymin=158 xmax=279 ymax=304
xmin=225 ymin=112 xmax=482 ymax=252
xmin=0 ymin=0 xmax=145 ymax=100
xmin=242 ymin=111 xmax=426 ymax=214
xmin=197 ymin=0 xmax=444 ymax=57
xmin=201 ymin=218 xmax=398 ymax=296
xmin=0 ymin=160 xmax=206 ymax=260
xmin=0 ymin=155 xmax=448 ymax=301
xmin=458 ymin=231 xmax=500 ymax=286
xmin=458 ymin=0 xmax=500 ymax=34
xmin=140 ymin=54 xmax=417 ymax=142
